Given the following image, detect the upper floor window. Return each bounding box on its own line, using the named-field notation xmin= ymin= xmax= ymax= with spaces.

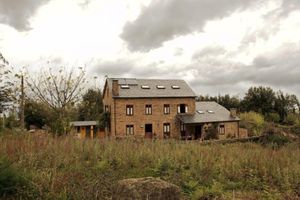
xmin=163 ymin=123 xmax=170 ymax=138
xmin=126 ymin=105 xmax=134 ymax=116
xmin=219 ymin=124 xmax=225 ymax=134
xmin=177 ymin=104 xmax=188 ymax=114
xmin=164 ymin=104 xmax=170 ymax=114
xmin=126 ymin=125 xmax=134 ymax=135
xmin=145 ymin=104 xmax=152 ymax=115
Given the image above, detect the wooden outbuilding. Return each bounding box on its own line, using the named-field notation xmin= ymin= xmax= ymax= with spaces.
xmin=70 ymin=121 xmax=105 ymax=139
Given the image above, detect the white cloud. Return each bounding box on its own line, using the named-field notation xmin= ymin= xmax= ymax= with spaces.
xmin=0 ymin=0 xmax=300 ymax=97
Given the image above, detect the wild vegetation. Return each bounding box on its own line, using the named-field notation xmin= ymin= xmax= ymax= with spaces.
xmin=0 ymin=133 xmax=299 ymax=199
xmin=1 ymin=53 xmax=300 ymax=199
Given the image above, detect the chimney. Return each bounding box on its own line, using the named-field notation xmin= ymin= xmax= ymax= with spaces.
xmin=112 ymin=80 xmax=119 ymax=96
xmin=230 ymin=108 xmax=237 ymax=118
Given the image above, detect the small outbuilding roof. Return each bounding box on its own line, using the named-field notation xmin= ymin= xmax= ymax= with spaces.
xmin=178 ymin=101 xmax=240 ymax=124
xmin=70 ymin=121 xmax=98 ymax=126
xmin=105 ymin=78 xmax=197 ymax=98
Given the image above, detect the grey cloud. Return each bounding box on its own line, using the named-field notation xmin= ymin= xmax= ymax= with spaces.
xmin=192 ymin=46 xmax=226 ymax=61
xmin=121 ymin=0 xmax=257 ymax=51
xmin=241 ymin=0 xmax=300 ymax=47
xmin=92 ymin=59 xmax=170 ymax=79
xmin=92 ymin=60 xmax=135 ymax=77
xmin=78 ymin=0 xmax=92 ymax=8
xmin=0 ymin=0 xmax=50 ymax=31
xmin=189 ymin=43 xmax=300 ymax=96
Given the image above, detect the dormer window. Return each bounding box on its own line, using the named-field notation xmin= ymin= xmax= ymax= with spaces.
xmin=121 ymin=85 xmax=130 ymax=89
xmin=207 ymin=110 xmax=214 ymax=114
xmin=141 ymin=85 xmax=150 ymax=89
xmin=197 ymin=110 xmax=204 ymax=114
xmin=156 ymin=85 xmax=165 ymax=89
xmin=171 ymin=85 xmax=180 ymax=89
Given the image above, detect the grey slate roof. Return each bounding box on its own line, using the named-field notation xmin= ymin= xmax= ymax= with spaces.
xmin=106 ymin=78 xmax=197 ymax=98
xmin=70 ymin=121 xmax=98 ymax=126
xmin=178 ymin=101 xmax=240 ymax=124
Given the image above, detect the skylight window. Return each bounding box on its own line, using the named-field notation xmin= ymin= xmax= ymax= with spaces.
xmin=197 ymin=110 xmax=205 ymax=114
xmin=207 ymin=110 xmax=215 ymax=114
xmin=141 ymin=85 xmax=150 ymax=89
xmin=157 ymin=85 xmax=165 ymax=89
xmin=121 ymin=85 xmax=130 ymax=89
xmin=172 ymin=85 xmax=180 ymax=89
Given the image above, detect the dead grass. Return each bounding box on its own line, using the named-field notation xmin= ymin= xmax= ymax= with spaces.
xmin=0 ymin=133 xmax=299 ymax=199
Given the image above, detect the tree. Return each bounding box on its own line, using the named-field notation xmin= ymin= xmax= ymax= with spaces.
xmin=78 ymin=89 xmax=103 ymax=121
xmin=198 ymin=94 xmax=240 ymax=110
xmin=241 ymin=86 xmax=276 ymax=115
xmin=26 ymin=67 xmax=86 ymax=135
xmin=24 ymin=99 xmax=49 ymax=129
xmin=217 ymin=94 xmax=240 ymax=110
xmin=0 ymin=53 xmax=14 ymax=113
xmin=274 ymin=91 xmax=300 ymax=122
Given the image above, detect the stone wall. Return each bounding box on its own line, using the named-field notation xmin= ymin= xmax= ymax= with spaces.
xmin=113 ymin=97 xmax=195 ymax=139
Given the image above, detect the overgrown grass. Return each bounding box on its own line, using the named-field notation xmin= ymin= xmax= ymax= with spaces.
xmin=0 ymin=134 xmax=299 ymax=199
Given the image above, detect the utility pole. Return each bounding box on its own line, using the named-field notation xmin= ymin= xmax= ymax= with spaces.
xmin=20 ymin=75 xmax=25 ymax=131
xmin=1 ymin=113 xmax=4 ymax=129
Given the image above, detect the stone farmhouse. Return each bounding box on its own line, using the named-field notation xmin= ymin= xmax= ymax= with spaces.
xmin=102 ymin=78 xmax=241 ymax=140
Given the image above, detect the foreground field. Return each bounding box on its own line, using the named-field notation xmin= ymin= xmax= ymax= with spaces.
xmin=0 ymin=134 xmax=300 ymax=199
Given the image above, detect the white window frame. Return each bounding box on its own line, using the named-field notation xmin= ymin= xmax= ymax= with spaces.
xmin=126 ymin=125 xmax=134 ymax=135
xmin=163 ymin=123 xmax=170 ymax=133
xmin=126 ymin=105 xmax=134 ymax=116
xmin=178 ymin=104 xmax=188 ymax=114
xmin=164 ymin=104 xmax=170 ymax=114
xmin=219 ymin=124 xmax=225 ymax=134
xmin=145 ymin=104 xmax=152 ymax=115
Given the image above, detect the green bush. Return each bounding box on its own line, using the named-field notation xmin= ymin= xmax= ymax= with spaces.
xmin=203 ymin=124 xmax=219 ymax=140
xmin=265 ymin=113 xmax=280 ymax=123
xmin=259 ymin=125 xmax=290 ymax=148
xmin=192 ymin=182 xmax=224 ymax=200
xmin=240 ymin=112 xmax=265 ymax=136
xmin=284 ymin=113 xmax=300 ymax=126
xmin=291 ymin=125 xmax=300 ymax=136
xmin=0 ymin=156 xmax=27 ymax=197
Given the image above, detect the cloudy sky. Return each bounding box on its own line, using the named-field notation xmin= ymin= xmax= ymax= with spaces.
xmin=0 ymin=0 xmax=300 ymax=97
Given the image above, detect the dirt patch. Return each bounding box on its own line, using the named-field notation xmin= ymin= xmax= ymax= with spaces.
xmin=112 ymin=177 xmax=181 ymax=200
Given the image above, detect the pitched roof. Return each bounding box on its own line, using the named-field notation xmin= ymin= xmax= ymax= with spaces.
xmin=106 ymin=78 xmax=196 ymax=98
xmin=177 ymin=101 xmax=240 ymax=124
xmin=70 ymin=121 xmax=98 ymax=126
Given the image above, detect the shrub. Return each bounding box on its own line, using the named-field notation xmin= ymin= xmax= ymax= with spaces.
xmin=0 ymin=156 xmax=27 ymax=197
xmin=284 ymin=113 xmax=300 ymax=126
xmin=259 ymin=125 xmax=290 ymax=148
xmin=265 ymin=113 xmax=280 ymax=123
xmin=240 ymin=112 xmax=265 ymax=136
xmin=291 ymin=125 xmax=300 ymax=136
xmin=192 ymin=182 xmax=224 ymax=200
xmin=203 ymin=124 xmax=219 ymax=140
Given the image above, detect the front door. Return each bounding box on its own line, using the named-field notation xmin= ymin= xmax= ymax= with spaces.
xmin=145 ymin=124 xmax=153 ymax=138
xmin=86 ymin=126 xmax=91 ymax=138
xmin=195 ymin=125 xmax=202 ymax=140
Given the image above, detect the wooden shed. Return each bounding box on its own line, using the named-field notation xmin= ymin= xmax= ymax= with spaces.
xmin=70 ymin=121 xmax=105 ymax=139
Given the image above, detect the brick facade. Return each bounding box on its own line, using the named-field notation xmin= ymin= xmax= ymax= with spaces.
xmin=103 ymin=83 xmax=195 ymax=138
xmin=103 ymin=78 xmax=240 ymax=140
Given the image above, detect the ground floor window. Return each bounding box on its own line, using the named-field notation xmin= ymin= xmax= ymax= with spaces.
xmin=126 ymin=125 xmax=134 ymax=135
xmin=219 ymin=124 xmax=225 ymax=134
xmin=163 ymin=123 xmax=170 ymax=138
